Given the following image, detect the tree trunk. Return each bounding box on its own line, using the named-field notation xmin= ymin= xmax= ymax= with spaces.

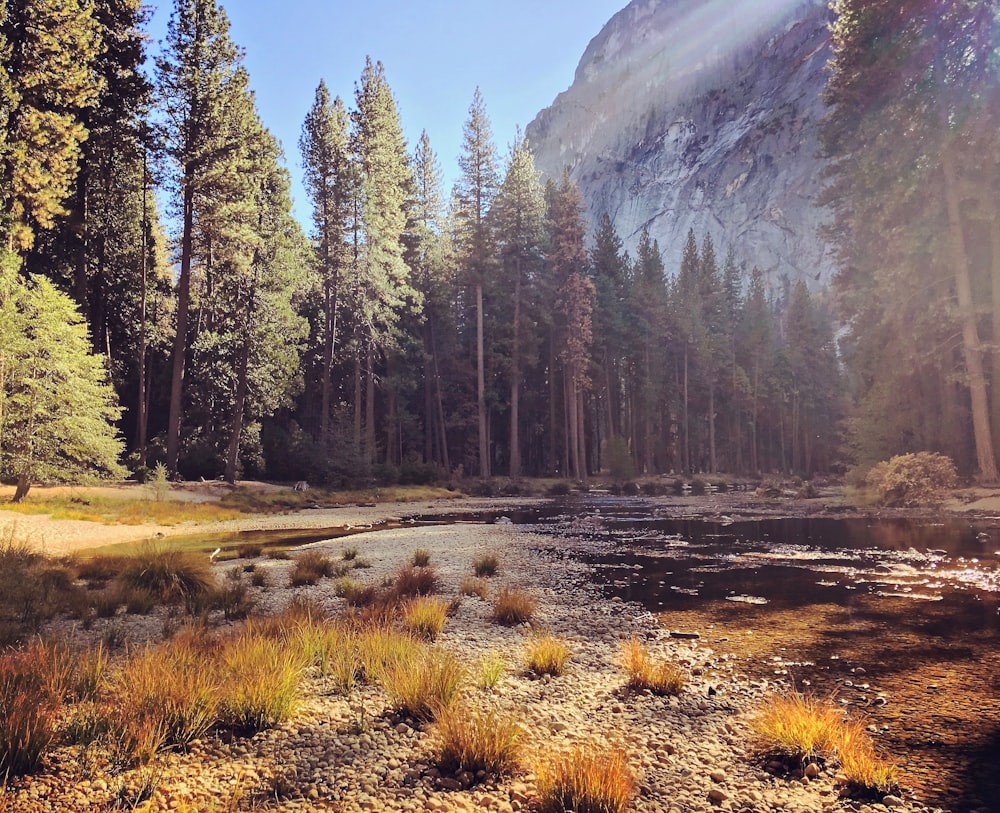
xmin=708 ymin=379 xmax=717 ymax=474
xmin=12 ymin=473 xmax=30 ymax=503
xmin=577 ymin=388 xmax=588 ymax=485
xmin=224 ymin=332 xmax=250 ymax=484
xmin=365 ymin=345 xmax=376 ymax=465
xmin=353 ymin=353 xmax=362 ymax=449
xmin=683 ymin=346 xmax=690 ymax=473
xmin=430 ymin=323 xmax=450 ymax=471
xmin=990 ymin=217 xmax=1000 ymax=456
xmin=136 ymin=148 xmax=149 ymax=468
xmin=566 ymin=369 xmax=579 ymax=480
xmin=509 ymin=267 xmax=521 ymax=479
xmin=750 ymin=358 xmax=760 ymax=473
xmin=73 ymin=166 xmax=90 ymax=323
xmin=943 ymin=146 xmax=999 ymax=482
xmin=166 ymin=176 xmax=195 ymax=472
xmin=476 ymin=282 xmax=489 ymax=477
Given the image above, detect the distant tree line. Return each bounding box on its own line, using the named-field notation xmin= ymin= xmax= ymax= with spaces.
xmin=5 ymin=0 xmax=993 ymax=491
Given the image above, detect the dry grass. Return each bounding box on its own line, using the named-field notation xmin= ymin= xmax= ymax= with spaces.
xmin=460 ymin=576 xmax=490 ymax=599
xmin=0 ymin=642 xmax=63 ymax=776
xmin=477 ymin=650 xmax=505 ymax=690
xmin=472 ymin=553 xmax=499 ymax=577
xmin=219 ymin=628 xmax=306 ymax=733
xmin=401 ymin=596 xmax=450 ymax=640
xmin=292 ymin=617 xmax=358 ymax=695
xmin=536 ymin=742 xmax=636 ymax=813
xmin=619 ymin=638 xmax=685 ymax=696
xmin=353 ymin=625 xmax=423 ymax=686
xmin=411 ymin=548 xmax=431 ymax=567
xmin=435 ymin=702 xmax=524 ymax=778
xmin=750 ymin=690 xmax=843 ymax=764
xmin=289 ymin=551 xmax=341 ymax=586
xmin=380 ymin=648 xmax=465 ymax=721
xmin=836 ymin=718 xmax=901 ymax=794
xmin=392 ymin=564 xmax=440 ymax=598
xmin=491 ymin=586 xmax=536 ymax=625
xmin=117 ymin=546 xmax=216 ymax=607
xmin=526 ymin=634 xmax=572 ymax=676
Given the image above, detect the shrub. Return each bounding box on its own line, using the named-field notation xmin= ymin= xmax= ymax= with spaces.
xmin=123 ymin=586 xmax=157 ymax=615
xmin=526 ymin=634 xmax=572 ymax=676
xmin=289 ymin=551 xmax=338 ymax=586
xmin=491 ymin=586 xmax=536 ymax=626
xmin=536 ymin=742 xmax=636 ymax=813
xmin=393 ymin=564 xmax=440 ymax=598
xmin=237 ymin=543 xmax=263 ymax=559
xmin=250 ymin=569 xmax=268 ymax=588
xmin=472 ymin=553 xmax=499 ymax=578
xmin=381 ymin=648 xmax=465 ymax=721
xmin=435 ymin=702 xmax=524 ymax=778
xmin=220 ymin=629 xmax=306 ymax=733
xmin=0 ymin=643 xmax=63 ymax=776
xmin=619 ymin=638 xmax=685 ymax=696
xmin=215 ymin=567 xmax=254 ymax=620
xmin=118 ymin=547 xmax=215 ymax=609
xmin=461 ymin=576 xmax=490 ymax=599
xmin=689 ymin=477 xmax=707 ymax=495
xmin=477 ymin=650 xmax=505 ymax=690
xmin=402 ymin=596 xmax=449 ymax=640
xmin=342 ymin=546 xmax=359 ymax=561
xmin=865 ymin=452 xmax=959 ymax=507
xmin=546 ymin=480 xmax=571 ymax=496
xmin=411 ymin=548 xmax=431 ymax=567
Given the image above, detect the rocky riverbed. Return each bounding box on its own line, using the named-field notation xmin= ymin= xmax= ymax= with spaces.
xmin=2 ymin=506 xmax=948 ymax=813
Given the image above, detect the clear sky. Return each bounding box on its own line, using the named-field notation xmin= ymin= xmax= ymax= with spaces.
xmin=145 ymin=0 xmax=628 ymax=227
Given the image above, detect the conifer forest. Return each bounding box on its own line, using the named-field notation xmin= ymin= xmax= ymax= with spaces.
xmin=2 ymin=0 xmax=999 ymax=494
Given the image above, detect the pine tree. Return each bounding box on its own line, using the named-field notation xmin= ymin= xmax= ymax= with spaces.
xmin=156 ymin=0 xmax=246 ymax=473
xmin=491 ymin=132 xmax=545 ymax=478
xmin=300 ymin=80 xmax=353 ymax=444
xmin=454 ymin=88 xmax=500 ymax=477
xmin=0 ymin=266 xmax=124 ymax=502
xmin=0 ymin=0 xmax=102 ymax=254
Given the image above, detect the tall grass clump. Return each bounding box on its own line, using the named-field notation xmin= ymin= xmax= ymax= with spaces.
xmin=381 ymin=648 xmax=465 ymax=721
xmin=393 ymin=564 xmax=440 ymax=598
xmin=109 ymin=634 xmax=221 ymax=762
xmin=0 ymin=643 xmax=63 ymax=776
xmin=472 ymin=553 xmax=499 ymax=578
xmin=293 ymin=618 xmax=358 ymax=695
xmin=289 ymin=550 xmax=339 ymax=586
xmin=619 ymin=638 xmax=685 ymax=696
xmin=220 ymin=628 xmax=306 ymax=733
xmin=526 ymin=634 xmax=571 ymax=676
xmin=536 ymin=742 xmax=636 ymax=813
xmin=750 ymin=690 xmax=844 ymax=765
xmin=836 ymin=718 xmax=901 ymax=795
xmin=402 ymin=596 xmax=449 ymax=640
xmin=435 ymin=702 xmax=524 ymax=778
xmin=460 ymin=576 xmax=489 ymax=599
xmin=491 ymin=586 xmax=536 ymax=626
xmin=411 ymin=548 xmax=431 ymax=567
xmin=354 ymin=625 xmax=422 ymax=685
xmin=477 ymin=650 xmax=505 ymax=690
xmin=118 ymin=546 xmax=215 ymax=609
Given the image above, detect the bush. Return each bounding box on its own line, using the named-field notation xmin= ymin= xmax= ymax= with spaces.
xmin=237 ymin=543 xmax=262 ymax=559
xmin=536 ymin=742 xmax=636 ymax=813
xmin=472 ymin=553 xmax=499 ymax=578
xmin=619 ymin=638 xmax=686 ymax=696
xmin=491 ymin=586 xmax=536 ymax=626
xmin=545 ymin=480 xmax=571 ymax=496
xmin=0 ymin=643 xmax=63 ymax=776
xmin=215 ymin=567 xmax=253 ymax=620
xmin=526 ymin=634 xmax=571 ymax=677
xmin=865 ymin=452 xmax=958 ymax=507
xmin=435 ymin=702 xmax=524 ymax=778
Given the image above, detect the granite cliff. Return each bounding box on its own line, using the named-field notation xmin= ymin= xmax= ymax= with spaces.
xmin=526 ymin=0 xmax=835 ymax=287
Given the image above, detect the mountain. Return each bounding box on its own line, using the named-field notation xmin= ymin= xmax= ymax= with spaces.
xmin=525 ymin=0 xmax=834 ymax=288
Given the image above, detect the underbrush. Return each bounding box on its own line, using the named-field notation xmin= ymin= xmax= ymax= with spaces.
xmin=472 ymin=553 xmax=499 ymax=578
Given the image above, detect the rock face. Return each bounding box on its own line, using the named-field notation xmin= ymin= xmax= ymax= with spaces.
xmin=526 ymin=0 xmax=835 ymax=287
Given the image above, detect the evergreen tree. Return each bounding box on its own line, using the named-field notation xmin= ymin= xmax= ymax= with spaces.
xmin=300 ymin=80 xmax=353 ymax=445
xmin=491 ymin=132 xmax=545 ymax=478
xmin=454 ymin=88 xmax=500 ymax=477
xmin=156 ymin=0 xmax=246 ymax=473
xmin=0 ymin=266 xmax=124 ymax=501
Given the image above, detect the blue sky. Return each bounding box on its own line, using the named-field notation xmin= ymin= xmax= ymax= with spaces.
xmin=145 ymin=0 xmax=627 ymax=226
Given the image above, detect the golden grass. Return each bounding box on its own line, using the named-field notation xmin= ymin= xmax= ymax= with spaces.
xmin=460 ymin=576 xmax=490 ymax=599
xmin=491 ymin=586 xmax=536 ymax=625
xmin=750 ymin=690 xmax=843 ymax=762
xmin=435 ymin=702 xmax=524 ymax=778
xmin=472 ymin=553 xmax=499 ymax=577
xmin=535 ymin=742 xmax=636 ymax=813
xmin=751 ymin=689 xmax=900 ymax=794
xmin=353 ymin=625 xmax=423 ymax=686
xmin=411 ymin=548 xmax=432 ymax=567
xmin=476 ymin=650 xmax=505 ymax=690
xmin=0 ymin=642 xmax=63 ymax=776
xmin=401 ymin=596 xmax=450 ymax=640
xmin=219 ymin=485 xmax=461 ymax=514
xmin=380 ymin=647 xmax=465 ymax=721
xmin=0 ymin=495 xmax=243 ymax=526
xmin=526 ymin=633 xmax=572 ymax=676
xmin=619 ymin=638 xmax=686 ymax=696
xmin=392 ymin=564 xmax=440 ymax=598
